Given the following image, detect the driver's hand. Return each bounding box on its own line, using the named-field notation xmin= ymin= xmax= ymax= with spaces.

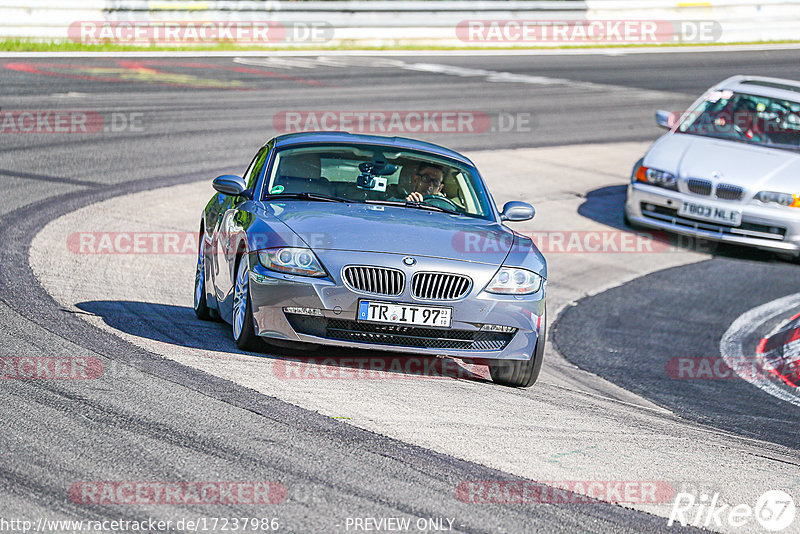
xmin=406 ymin=192 xmax=424 ymax=203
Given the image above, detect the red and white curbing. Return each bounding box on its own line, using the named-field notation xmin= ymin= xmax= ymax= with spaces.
xmin=720 ymin=293 xmax=800 ymax=407
xmin=757 ymin=312 xmax=800 ymax=388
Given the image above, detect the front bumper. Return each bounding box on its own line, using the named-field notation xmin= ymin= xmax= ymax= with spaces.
xmin=625 ymin=183 xmax=800 ymax=256
xmin=246 ymin=251 xmax=546 ymax=361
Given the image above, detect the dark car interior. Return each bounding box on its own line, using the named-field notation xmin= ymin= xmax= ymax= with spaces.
xmin=268 ymin=151 xmax=468 ymax=209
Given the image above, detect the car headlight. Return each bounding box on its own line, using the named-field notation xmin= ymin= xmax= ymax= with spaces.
xmin=754 ymin=191 xmax=800 ymax=207
xmin=485 ymin=267 xmax=543 ymax=295
xmin=257 ymin=247 xmax=327 ymax=277
xmin=635 ymin=166 xmax=678 ymax=191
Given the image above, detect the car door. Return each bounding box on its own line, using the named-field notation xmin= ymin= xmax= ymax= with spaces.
xmin=212 ymin=146 xmax=270 ymax=320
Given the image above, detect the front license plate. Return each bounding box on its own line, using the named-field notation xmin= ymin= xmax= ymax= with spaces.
xmin=678 ymin=201 xmax=742 ymax=226
xmin=358 ymin=300 xmax=452 ymax=328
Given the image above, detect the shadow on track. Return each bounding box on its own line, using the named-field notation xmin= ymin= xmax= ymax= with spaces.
xmin=75 ymin=300 xmax=491 ymax=383
xmin=558 ymin=185 xmax=800 ymax=449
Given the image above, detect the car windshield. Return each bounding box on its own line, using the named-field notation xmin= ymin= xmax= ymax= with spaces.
xmin=262 ymin=143 xmax=493 ymax=219
xmin=677 ymin=90 xmax=800 ymax=151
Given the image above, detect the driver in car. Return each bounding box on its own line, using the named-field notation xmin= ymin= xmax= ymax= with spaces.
xmin=716 ymin=98 xmax=763 ymax=141
xmin=405 ymin=163 xmax=445 ymax=202
xmin=732 ymin=98 xmax=764 ymax=141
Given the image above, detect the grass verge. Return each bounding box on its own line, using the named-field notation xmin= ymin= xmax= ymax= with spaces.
xmin=2 ymin=38 xmax=800 ymax=53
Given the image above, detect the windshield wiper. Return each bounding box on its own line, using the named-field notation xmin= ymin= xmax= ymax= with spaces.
xmin=264 ymin=192 xmax=351 ymax=203
xmin=365 ymin=199 xmax=463 ymax=216
xmin=405 ymin=201 xmax=462 ymax=216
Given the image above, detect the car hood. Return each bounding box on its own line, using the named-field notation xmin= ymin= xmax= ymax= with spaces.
xmin=645 ymin=133 xmax=800 ymax=192
xmin=258 ymin=201 xmax=515 ymax=265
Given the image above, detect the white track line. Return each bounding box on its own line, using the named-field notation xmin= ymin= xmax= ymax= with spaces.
xmin=234 ymin=56 xmax=614 ymax=89
xmin=719 ymin=292 xmax=800 ymax=408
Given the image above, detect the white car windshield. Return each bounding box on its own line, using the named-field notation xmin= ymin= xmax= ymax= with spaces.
xmin=677 ymin=90 xmax=800 ymax=151
xmin=263 ymin=143 xmax=493 ymax=219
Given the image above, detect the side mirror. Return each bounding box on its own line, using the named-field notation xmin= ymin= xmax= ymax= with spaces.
xmin=500 ymin=201 xmax=535 ymax=222
xmin=655 ymin=109 xmax=674 ymax=129
xmin=213 ymin=175 xmax=249 ymax=197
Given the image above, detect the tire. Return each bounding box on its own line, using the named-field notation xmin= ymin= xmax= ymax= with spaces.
xmin=193 ymin=240 xmax=212 ymax=321
xmin=776 ymin=252 xmax=800 ymax=265
xmin=489 ymin=335 xmax=545 ymax=388
xmin=232 ymin=254 xmax=262 ymax=352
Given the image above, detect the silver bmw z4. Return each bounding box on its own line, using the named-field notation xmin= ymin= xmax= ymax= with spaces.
xmin=625 ymin=75 xmax=800 ymax=258
xmin=194 ymin=132 xmax=547 ymax=387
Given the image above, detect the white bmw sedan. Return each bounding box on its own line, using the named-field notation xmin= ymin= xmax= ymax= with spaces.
xmin=625 ymin=75 xmax=800 ymax=258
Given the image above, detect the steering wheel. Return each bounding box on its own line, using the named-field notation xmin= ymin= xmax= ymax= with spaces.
xmin=422 ymin=195 xmax=461 ymax=211
xmin=732 ymin=122 xmax=763 ymax=142
xmin=731 ymin=123 xmax=750 ymax=139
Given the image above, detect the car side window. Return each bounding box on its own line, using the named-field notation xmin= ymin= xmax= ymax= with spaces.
xmin=243 ymin=147 xmax=269 ymax=191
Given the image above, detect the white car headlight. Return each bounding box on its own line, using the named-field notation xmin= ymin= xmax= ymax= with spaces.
xmin=485 ymin=267 xmax=543 ymax=295
xmin=634 ymin=165 xmax=678 ymax=191
xmin=257 ymin=247 xmax=327 ymax=277
xmin=754 ymin=191 xmax=800 ymax=207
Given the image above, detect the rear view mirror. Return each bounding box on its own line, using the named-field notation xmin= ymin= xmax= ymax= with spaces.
xmin=655 ymin=110 xmax=674 ymax=129
xmin=501 ymin=201 xmax=535 ymax=222
xmin=213 ymin=175 xmax=249 ymax=197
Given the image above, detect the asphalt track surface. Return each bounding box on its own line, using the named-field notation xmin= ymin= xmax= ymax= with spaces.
xmin=553 ymin=257 xmax=800 ymax=450
xmin=1 ymin=50 xmax=799 ymax=532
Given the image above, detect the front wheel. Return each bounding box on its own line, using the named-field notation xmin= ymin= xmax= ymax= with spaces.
xmin=232 ymin=255 xmax=262 ymax=352
xmin=194 ymin=240 xmax=212 ymax=320
xmin=489 ymin=336 xmax=545 ymax=388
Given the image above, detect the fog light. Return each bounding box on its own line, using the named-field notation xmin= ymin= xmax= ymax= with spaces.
xmin=283 ymin=307 xmax=323 ymax=317
xmin=480 ymin=324 xmax=517 ymax=333
xmin=644 ymin=203 xmax=655 ymax=211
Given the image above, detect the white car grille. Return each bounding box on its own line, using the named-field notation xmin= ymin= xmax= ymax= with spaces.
xmin=715 ymin=183 xmax=744 ymax=200
xmin=685 ymin=178 xmax=743 ymax=201
xmin=686 ymin=178 xmax=712 ymax=196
